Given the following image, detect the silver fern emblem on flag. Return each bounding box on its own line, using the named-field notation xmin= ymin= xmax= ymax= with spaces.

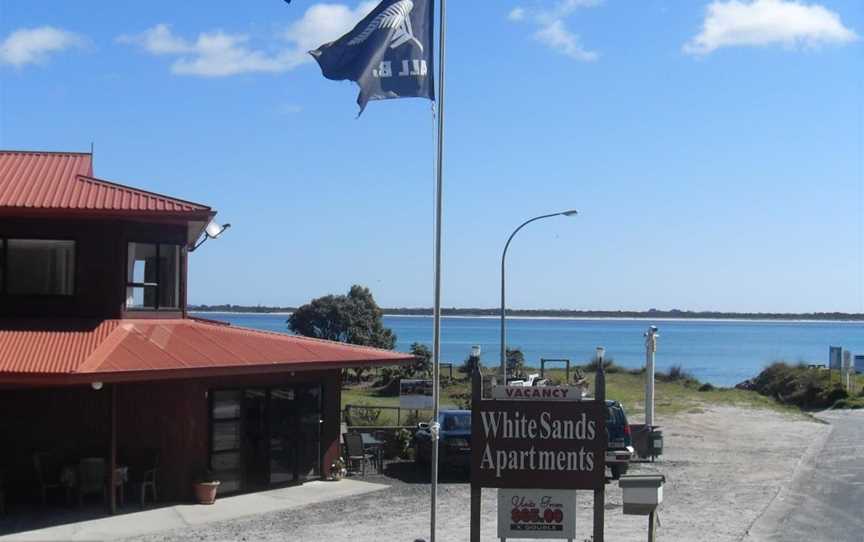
xmin=348 ymin=0 xmax=423 ymax=51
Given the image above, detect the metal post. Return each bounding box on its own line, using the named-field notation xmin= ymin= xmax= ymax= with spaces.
xmin=644 ymin=326 xmax=658 ymax=427
xmin=429 ymin=0 xmax=447 ymax=539
xmin=843 ymin=350 xmax=852 ymax=393
xmin=593 ymin=346 xmax=606 ymax=542
xmin=648 ymin=509 xmax=656 ymax=542
xmin=469 ymin=369 xmax=481 ymax=542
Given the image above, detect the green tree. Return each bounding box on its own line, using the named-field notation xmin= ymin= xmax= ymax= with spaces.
xmin=506 ymin=348 xmax=527 ymax=379
xmin=407 ymin=342 xmax=432 ymax=378
xmin=288 ymin=285 xmax=396 ymax=381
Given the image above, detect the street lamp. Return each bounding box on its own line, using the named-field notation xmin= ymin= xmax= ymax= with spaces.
xmin=500 ymin=209 xmax=578 ymax=382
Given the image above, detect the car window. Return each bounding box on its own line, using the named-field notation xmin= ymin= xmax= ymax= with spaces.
xmin=606 ymin=405 xmax=623 ymax=424
xmin=442 ymin=413 xmax=471 ymax=430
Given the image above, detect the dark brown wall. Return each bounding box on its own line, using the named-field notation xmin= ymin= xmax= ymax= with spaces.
xmin=0 ymin=369 xmax=343 ymax=504
xmin=0 ymin=217 xmax=188 ymax=319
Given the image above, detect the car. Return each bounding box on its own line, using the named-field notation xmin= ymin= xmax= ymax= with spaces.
xmin=605 ymin=399 xmax=634 ymax=480
xmin=414 ymin=409 xmax=472 ymax=469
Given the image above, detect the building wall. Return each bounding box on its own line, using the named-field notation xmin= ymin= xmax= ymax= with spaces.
xmin=0 ymin=369 xmax=342 ymax=504
xmin=0 ymin=217 xmax=187 ymax=319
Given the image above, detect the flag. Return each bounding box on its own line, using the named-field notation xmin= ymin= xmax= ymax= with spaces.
xmin=310 ymin=0 xmax=434 ymax=114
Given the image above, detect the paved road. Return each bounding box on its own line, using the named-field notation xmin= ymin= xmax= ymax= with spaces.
xmin=747 ymin=410 xmax=864 ymax=542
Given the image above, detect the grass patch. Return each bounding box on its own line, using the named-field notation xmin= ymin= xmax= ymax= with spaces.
xmin=750 ymin=362 xmax=857 ymax=411
xmin=342 ymin=367 xmax=804 ymax=424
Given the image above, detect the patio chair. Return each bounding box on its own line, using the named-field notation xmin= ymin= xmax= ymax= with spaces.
xmin=130 ymin=449 xmax=159 ymax=508
xmin=77 ymin=457 xmax=107 ymax=507
xmin=33 ymin=451 xmax=69 ymax=506
xmin=344 ymin=432 xmax=373 ymax=477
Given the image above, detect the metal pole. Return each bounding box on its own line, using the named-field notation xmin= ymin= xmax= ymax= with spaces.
xmin=430 ymin=0 xmax=447 ymax=539
xmin=500 ymin=211 xmax=577 ymax=382
xmin=645 ymin=327 xmax=658 ymax=427
xmin=648 ymin=509 xmax=656 ymax=542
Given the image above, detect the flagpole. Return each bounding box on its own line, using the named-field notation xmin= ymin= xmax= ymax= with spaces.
xmin=430 ymin=0 xmax=446 ymax=540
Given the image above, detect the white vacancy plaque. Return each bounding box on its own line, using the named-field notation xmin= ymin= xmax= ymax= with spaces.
xmin=498 ymin=488 xmax=576 ymax=539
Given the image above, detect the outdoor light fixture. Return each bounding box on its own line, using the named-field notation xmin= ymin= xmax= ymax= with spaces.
xmin=596 ymin=346 xmax=606 ymax=362
xmin=470 ymin=345 xmax=481 ymax=358
xmin=191 ymin=221 xmax=232 ymax=251
xmin=500 ymin=209 xmax=579 ymax=382
xmin=91 ymin=382 xmax=103 ymax=391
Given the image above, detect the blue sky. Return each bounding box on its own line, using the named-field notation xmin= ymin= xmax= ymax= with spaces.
xmin=1 ymin=0 xmax=863 ymax=312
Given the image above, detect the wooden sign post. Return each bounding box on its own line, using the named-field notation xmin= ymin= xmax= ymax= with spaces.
xmin=469 ymin=365 xmax=607 ymax=541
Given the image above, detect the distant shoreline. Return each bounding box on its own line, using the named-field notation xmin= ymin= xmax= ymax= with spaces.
xmin=190 ymin=309 xmax=864 ymax=324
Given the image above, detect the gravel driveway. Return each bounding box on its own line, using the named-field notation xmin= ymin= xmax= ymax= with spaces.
xmin=130 ymin=405 xmax=825 ymax=542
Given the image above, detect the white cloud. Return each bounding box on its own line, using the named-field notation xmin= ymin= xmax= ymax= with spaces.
xmin=118 ymin=1 xmax=377 ymax=77
xmin=684 ymin=0 xmax=859 ymax=55
xmin=508 ymin=0 xmax=601 ymax=62
xmin=508 ymin=8 xmax=526 ymax=21
xmin=0 ymin=26 xmax=85 ymax=67
xmin=535 ymin=19 xmax=599 ymax=61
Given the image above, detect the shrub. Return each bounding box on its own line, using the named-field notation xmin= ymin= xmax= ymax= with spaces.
xmin=583 ymin=357 xmax=621 ymax=373
xmin=698 ymin=383 xmax=715 ymax=392
xmin=384 ymin=428 xmax=414 ymax=459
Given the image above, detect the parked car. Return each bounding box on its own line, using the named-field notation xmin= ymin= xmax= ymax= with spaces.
xmin=605 ymin=399 xmax=634 ymax=479
xmin=414 ymin=410 xmax=472 ymax=469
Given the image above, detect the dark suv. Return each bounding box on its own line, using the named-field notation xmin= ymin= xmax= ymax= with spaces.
xmin=605 ymin=400 xmax=633 ymax=479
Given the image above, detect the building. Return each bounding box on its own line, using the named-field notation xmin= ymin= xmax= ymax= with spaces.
xmin=0 ymin=150 xmax=412 ymax=512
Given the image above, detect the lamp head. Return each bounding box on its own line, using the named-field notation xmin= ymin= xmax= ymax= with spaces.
xmin=470 ymin=345 xmax=481 ymax=358
xmin=205 ymin=221 xmax=231 ymax=239
xmin=561 ymin=209 xmax=579 ymax=217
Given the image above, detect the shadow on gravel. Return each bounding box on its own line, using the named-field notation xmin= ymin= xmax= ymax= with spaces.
xmin=383 ymin=461 xmax=470 ymax=484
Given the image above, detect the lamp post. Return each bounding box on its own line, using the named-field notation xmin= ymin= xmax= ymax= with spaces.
xmin=500 ymin=210 xmax=578 ymax=382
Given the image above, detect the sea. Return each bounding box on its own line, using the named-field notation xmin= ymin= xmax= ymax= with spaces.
xmin=191 ymin=312 xmax=864 ymax=387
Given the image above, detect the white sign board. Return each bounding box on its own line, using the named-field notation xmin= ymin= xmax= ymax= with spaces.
xmin=498 ymin=489 xmax=576 ymax=539
xmin=491 ymin=385 xmax=587 ymax=401
xmin=855 ymin=355 xmax=864 ymax=375
xmin=399 ymin=379 xmax=433 ymax=409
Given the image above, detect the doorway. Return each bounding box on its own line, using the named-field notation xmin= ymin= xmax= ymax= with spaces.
xmin=209 ymin=384 xmax=322 ymax=493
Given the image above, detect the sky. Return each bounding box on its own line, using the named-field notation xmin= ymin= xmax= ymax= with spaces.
xmin=1 ymin=0 xmax=863 ymax=313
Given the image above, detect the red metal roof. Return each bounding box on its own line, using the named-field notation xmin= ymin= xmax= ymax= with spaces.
xmin=0 ymin=318 xmax=414 ymax=385
xmin=0 ymin=151 xmax=212 ymax=217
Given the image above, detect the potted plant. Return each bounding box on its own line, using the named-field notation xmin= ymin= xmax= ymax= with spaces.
xmin=327 ymin=457 xmax=347 ymax=481
xmin=193 ymin=470 xmax=221 ymax=504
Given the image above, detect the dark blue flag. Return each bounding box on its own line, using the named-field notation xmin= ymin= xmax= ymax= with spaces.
xmin=310 ymin=0 xmax=434 ymax=114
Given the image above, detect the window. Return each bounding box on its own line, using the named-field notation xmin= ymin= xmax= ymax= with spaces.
xmin=3 ymin=239 xmax=75 ymax=296
xmin=126 ymin=242 xmax=180 ymax=309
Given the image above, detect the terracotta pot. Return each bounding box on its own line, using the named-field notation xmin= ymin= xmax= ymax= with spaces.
xmin=193 ymin=481 xmax=220 ymax=504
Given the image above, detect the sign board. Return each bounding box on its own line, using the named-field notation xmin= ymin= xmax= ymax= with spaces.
xmin=399 ymin=379 xmax=433 ymax=410
xmin=498 ymin=489 xmax=576 ymax=539
xmin=492 ymin=385 xmax=587 ymax=401
xmin=829 ymin=346 xmax=842 ymax=371
xmin=855 ymin=355 xmax=864 ymax=375
xmin=471 ymin=394 xmax=605 ymax=490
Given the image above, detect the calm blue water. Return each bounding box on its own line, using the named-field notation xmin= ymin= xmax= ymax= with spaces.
xmin=192 ymin=312 xmax=864 ymax=387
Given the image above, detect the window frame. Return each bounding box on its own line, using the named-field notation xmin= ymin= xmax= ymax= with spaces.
xmin=0 ymin=237 xmax=77 ymax=297
xmin=125 ymin=241 xmax=182 ymax=311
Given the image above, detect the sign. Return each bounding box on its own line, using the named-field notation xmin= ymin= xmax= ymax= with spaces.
xmin=498 ymin=489 xmax=576 ymax=539
xmin=399 ymin=379 xmax=433 ymax=409
xmin=471 ymin=396 xmax=605 ymax=490
xmin=829 ymin=346 xmax=842 ymax=371
xmin=855 ymin=355 xmax=864 ymax=375
xmin=492 ymin=385 xmax=587 ymax=401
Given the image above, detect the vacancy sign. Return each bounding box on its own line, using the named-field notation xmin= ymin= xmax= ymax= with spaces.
xmin=498 ymin=489 xmax=576 ymax=539
xmin=471 ymin=391 xmax=605 ymax=490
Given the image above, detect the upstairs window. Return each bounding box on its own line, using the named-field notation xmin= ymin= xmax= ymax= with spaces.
xmin=126 ymin=243 xmax=180 ymax=310
xmin=1 ymin=239 xmax=75 ymax=296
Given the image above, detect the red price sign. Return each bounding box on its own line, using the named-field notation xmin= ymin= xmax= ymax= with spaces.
xmin=498 ymin=489 xmax=576 ymax=539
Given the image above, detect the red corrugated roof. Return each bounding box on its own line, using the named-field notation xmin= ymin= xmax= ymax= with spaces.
xmin=0 ymin=151 xmax=211 ymax=216
xmin=0 ymin=318 xmax=413 ymax=384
